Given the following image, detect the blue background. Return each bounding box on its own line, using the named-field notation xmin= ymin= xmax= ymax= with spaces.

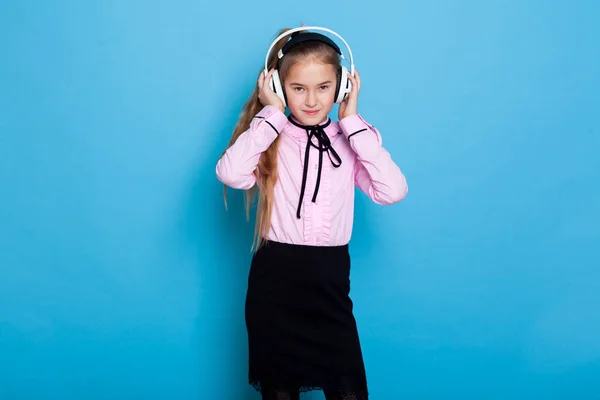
xmin=1 ymin=1 xmax=599 ymax=399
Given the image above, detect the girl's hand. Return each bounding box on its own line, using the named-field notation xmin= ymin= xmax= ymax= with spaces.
xmin=258 ymin=69 xmax=285 ymax=113
xmin=338 ymin=69 xmax=361 ymax=120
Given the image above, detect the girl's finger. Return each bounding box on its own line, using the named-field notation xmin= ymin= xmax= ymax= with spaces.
xmin=351 ymin=71 xmax=360 ymax=91
xmin=264 ymin=69 xmax=275 ymax=88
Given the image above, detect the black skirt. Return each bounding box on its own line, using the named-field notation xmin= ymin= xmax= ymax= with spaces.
xmin=245 ymin=239 xmax=368 ymax=396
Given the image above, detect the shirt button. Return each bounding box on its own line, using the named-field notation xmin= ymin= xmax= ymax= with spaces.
xmin=314 ymin=164 xmax=318 ymax=169
xmin=316 ymin=237 xmax=321 ymax=243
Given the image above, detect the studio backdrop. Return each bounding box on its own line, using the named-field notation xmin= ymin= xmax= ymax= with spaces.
xmin=1 ymin=1 xmax=599 ymax=399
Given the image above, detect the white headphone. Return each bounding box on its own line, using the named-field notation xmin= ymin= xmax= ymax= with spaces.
xmin=263 ymin=26 xmax=355 ymax=107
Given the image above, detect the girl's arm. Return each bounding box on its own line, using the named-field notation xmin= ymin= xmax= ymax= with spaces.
xmin=339 ymin=114 xmax=408 ymax=205
xmin=216 ymin=105 xmax=287 ymax=189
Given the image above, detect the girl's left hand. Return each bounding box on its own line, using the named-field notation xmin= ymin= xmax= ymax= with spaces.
xmin=338 ymin=69 xmax=361 ymax=120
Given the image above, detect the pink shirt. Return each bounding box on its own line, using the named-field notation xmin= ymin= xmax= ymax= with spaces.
xmin=216 ymin=105 xmax=408 ymax=246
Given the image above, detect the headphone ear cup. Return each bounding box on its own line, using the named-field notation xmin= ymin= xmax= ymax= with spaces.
xmin=270 ymin=69 xmax=287 ymax=108
xmin=335 ymin=65 xmax=351 ymax=104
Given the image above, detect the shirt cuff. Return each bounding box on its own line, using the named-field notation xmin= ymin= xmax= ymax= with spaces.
xmin=339 ymin=114 xmax=382 ymax=145
xmin=254 ymin=105 xmax=288 ymax=135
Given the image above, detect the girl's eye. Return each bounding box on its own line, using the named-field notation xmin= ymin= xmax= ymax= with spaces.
xmin=320 ymin=85 xmax=329 ymax=90
xmin=294 ymin=87 xmax=304 ymax=92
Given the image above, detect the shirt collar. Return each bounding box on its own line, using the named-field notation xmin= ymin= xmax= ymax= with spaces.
xmin=285 ymin=114 xmax=340 ymax=139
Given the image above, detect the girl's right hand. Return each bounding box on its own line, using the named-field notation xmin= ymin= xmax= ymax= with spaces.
xmin=258 ymin=69 xmax=285 ymax=113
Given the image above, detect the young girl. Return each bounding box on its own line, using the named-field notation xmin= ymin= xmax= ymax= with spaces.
xmin=216 ymin=26 xmax=408 ymax=400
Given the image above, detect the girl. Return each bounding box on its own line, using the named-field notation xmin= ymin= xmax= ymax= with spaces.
xmin=216 ymin=26 xmax=408 ymax=400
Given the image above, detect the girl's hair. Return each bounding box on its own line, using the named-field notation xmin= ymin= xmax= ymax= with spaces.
xmin=222 ymin=28 xmax=342 ymax=251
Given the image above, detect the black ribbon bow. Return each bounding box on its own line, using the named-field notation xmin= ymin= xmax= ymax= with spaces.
xmin=288 ymin=116 xmax=342 ymax=219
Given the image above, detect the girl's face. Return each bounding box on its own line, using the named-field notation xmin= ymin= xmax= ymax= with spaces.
xmin=284 ymin=60 xmax=338 ymax=125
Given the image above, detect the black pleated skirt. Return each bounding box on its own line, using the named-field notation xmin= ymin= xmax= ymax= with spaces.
xmin=245 ymin=239 xmax=368 ymax=397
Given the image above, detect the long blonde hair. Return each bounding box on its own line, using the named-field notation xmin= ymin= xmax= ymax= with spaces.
xmin=222 ymin=28 xmax=342 ymax=251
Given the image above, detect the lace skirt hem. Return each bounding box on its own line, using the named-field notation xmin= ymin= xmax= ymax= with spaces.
xmin=249 ymin=376 xmax=369 ymax=396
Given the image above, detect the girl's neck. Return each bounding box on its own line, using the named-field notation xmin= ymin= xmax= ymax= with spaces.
xmin=288 ymin=114 xmax=331 ymax=128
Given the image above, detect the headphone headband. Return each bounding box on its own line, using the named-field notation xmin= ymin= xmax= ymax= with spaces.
xmin=263 ymin=26 xmax=355 ymax=76
xmin=281 ymin=32 xmax=342 ymax=56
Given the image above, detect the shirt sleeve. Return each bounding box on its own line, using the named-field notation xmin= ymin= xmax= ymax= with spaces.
xmin=339 ymin=114 xmax=408 ymax=205
xmin=216 ymin=105 xmax=287 ymax=190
